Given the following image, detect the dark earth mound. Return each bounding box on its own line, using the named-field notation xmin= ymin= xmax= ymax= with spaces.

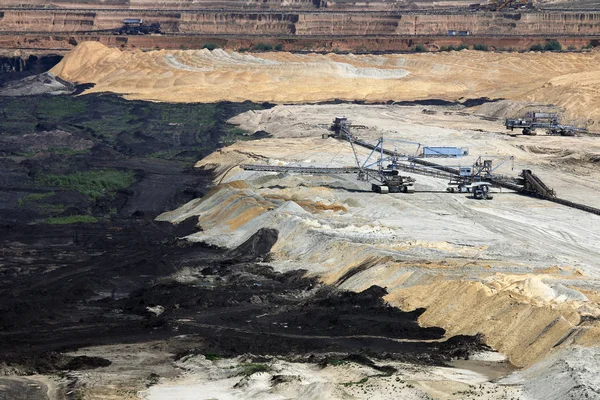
xmin=0 ymin=55 xmax=63 ymax=86
xmin=0 ymin=92 xmax=487 ymax=380
xmin=0 ymin=94 xmax=268 ymax=224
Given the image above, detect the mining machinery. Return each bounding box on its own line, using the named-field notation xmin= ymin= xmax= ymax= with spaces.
xmin=115 ymin=19 xmax=161 ymax=35
xmin=484 ymin=0 xmax=534 ymax=11
xmin=245 ymin=117 xmax=500 ymax=198
xmin=505 ymin=112 xmax=586 ymax=136
xmin=240 ymin=117 xmax=600 ymax=214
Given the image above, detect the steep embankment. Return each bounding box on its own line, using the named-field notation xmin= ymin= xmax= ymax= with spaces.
xmin=51 ymin=42 xmax=600 ymax=128
xmin=2 ymin=7 xmax=600 ymax=36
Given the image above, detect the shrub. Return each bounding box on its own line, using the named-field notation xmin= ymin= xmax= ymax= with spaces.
xmin=252 ymin=43 xmax=273 ymax=52
xmin=413 ymin=44 xmax=427 ymax=52
xmin=202 ymin=43 xmax=218 ymax=51
xmin=456 ymin=44 xmax=469 ymax=51
xmin=274 ymin=44 xmax=283 ymax=51
xmin=530 ymin=43 xmax=544 ymax=51
xmin=567 ymin=45 xmax=577 ymax=51
xmin=544 ymin=40 xmax=562 ymax=51
xmin=473 ymin=43 xmax=488 ymax=51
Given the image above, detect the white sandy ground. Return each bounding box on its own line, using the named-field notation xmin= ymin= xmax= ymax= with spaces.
xmin=157 ymin=104 xmax=600 ymax=378
xmin=142 ymin=354 xmax=522 ymax=400
xmin=141 ymin=346 xmax=600 ymax=400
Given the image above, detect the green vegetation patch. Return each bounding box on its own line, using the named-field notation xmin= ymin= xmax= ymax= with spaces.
xmin=342 ymin=377 xmax=369 ymax=387
xmin=18 ymin=192 xmax=56 ymax=205
xmin=252 ymin=43 xmax=274 ymax=52
xmin=440 ymin=44 xmax=469 ymax=52
xmin=45 ymin=215 xmax=99 ymax=225
xmin=323 ymin=359 xmax=348 ymax=367
xmin=204 ymin=353 xmax=221 ymax=361
xmin=238 ymin=363 xmax=272 ymax=377
xmin=36 ymin=96 xmax=88 ymax=120
xmin=530 ymin=43 xmax=544 ymax=51
xmin=36 ymin=169 xmax=136 ymax=199
xmin=544 ymin=40 xmax=562 ymax=51
xmin=220 ymin=126 xmax=253 ymax=145
xmin=202 ymin=43 xmax=218 ymax=51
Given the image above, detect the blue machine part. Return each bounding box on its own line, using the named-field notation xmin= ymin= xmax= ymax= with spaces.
xmin=423 ymin=147 xmax=468 ymax=158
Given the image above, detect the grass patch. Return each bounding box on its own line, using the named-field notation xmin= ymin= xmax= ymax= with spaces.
xmin=45 ymin=215 xmax=99 ymax=224
xmin=36 ymin=96 xmax=88 ymax=120
xmin=204 ymin=353 xmax=221 ymax=361
xmin=342 ymin=377 xmax=369 ymax=387
xmin=238 ymin=363 xmax=272 ymax=377
xmin=220 ymin=126 xmax=253 ymax=145
xmin=36 ymin=169 xmax=136 ymax=199
xmin=18 ymin=192 xmax=56 ymax=205
xmin=252 ymin=43 xmax=273 ymax=52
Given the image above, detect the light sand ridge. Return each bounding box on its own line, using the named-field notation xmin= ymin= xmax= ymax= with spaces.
xmin=50 ymin=42 xmax=600 ymax=128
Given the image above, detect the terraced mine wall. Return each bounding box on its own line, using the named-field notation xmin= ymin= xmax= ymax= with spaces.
xmin=1 ymin=10 xmax=600 ymax=37
xmin=1 ymin=33 xmax=595 ymax=52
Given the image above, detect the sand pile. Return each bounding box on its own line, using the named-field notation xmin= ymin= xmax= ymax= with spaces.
xmin=51 ymin=43 xmax=600 ymax=126
xmin=158 ymin=179 xmax=600 ymax=367
xmin=501 ymin=346 xmax=600 ymax=400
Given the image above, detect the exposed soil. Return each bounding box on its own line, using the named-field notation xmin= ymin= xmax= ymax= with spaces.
xmin=0 ymin=223 xmax=486 ymax=376
xmin=0 ymin=55 xmax=63 ymax=86
xmin=0 ymin=92 xmax=486 ymax=389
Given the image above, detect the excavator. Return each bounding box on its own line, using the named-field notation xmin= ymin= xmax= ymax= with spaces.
xmin=486 ymin=0 xmax=533 ymax=11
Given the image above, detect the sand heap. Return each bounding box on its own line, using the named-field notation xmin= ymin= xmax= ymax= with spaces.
xmin=51 ymin=42 xmax=600 ymax=127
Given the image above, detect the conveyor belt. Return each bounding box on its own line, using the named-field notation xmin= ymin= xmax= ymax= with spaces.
xmin=344 ymin=133 xmax=600 ymax=216
xmin=240 ymin=164 xmax=364 ymax=174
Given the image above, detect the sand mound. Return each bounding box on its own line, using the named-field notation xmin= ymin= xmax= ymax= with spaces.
xmin=51 ymin=43 xmax=600 ymax=126
xmin=502 ymin=346 xmax=600 ymax=400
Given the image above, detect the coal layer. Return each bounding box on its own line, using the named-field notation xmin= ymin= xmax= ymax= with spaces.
xmin=0 ymin=93 xmax=486 ymax=375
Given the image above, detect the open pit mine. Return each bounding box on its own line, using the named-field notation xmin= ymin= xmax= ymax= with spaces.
xmin=1 ymin=0 xmax=600 ymax=398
